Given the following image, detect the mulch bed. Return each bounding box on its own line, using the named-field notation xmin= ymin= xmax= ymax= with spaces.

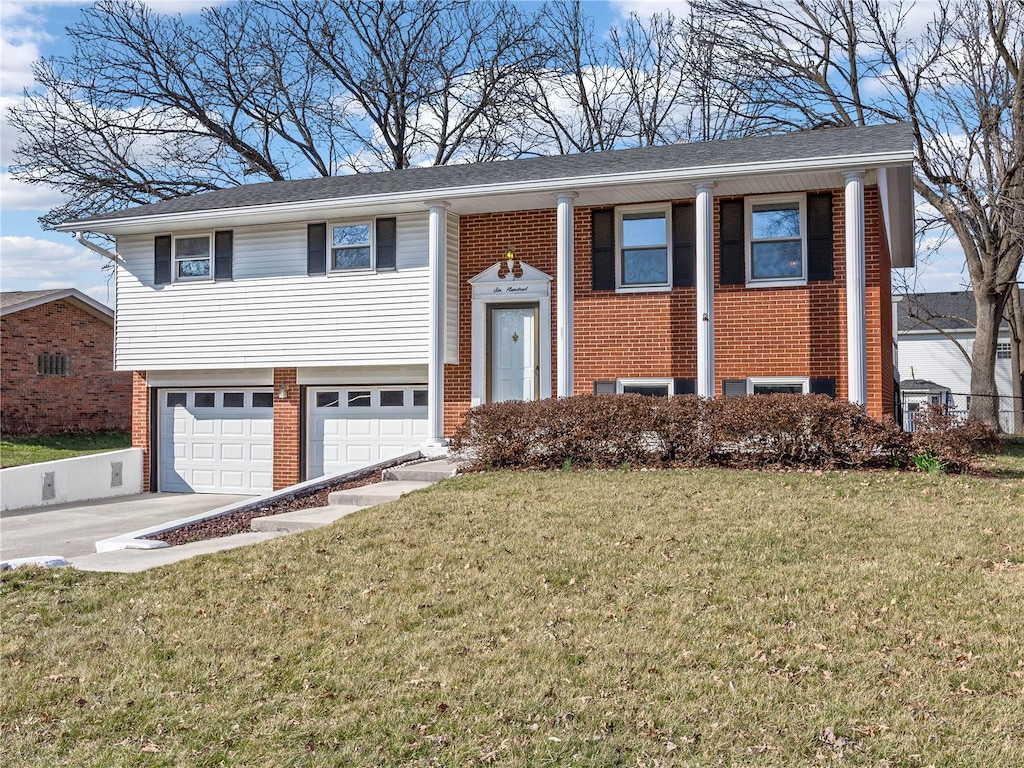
xmin=146 ymin=470 xmax=382 ymax=547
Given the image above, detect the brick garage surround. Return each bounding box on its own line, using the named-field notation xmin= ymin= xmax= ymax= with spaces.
xmin=0 ymin=299 xmax=131 ymax=435
xmin=272 ymin=368 xmax=301 ymax=490
xmin=131 ymin=371 xmax=150 ymax=491
xmin=444 ymin=186 xmax=894 ymax=431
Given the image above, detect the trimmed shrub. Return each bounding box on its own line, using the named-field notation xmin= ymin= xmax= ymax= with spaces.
xmin=452 ymin=393 xmax=913 ymax=472
xmin=910 ymin=404 xmax=1001 ymax=472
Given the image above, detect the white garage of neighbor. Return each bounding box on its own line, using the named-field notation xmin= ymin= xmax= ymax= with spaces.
xmin=307 ymin=385 xmax=428 ymax=479
xmin=158 ymin=388 xmax=274 ymax=494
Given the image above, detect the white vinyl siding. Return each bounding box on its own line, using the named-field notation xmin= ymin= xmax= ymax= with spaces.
xmin=445 ymin=211 xmax=460 ymax=364
xmin=114 ymin=215 xmax=431 ymax=370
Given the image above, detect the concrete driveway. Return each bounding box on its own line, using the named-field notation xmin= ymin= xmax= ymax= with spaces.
xmin=0 ymin=493 xmax=250 ymax=562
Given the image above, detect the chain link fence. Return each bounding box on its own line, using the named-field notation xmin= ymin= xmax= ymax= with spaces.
xmin=901 ymin=391 xmax=1022 ymax=434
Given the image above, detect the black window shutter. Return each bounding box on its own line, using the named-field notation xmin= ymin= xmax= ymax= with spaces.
xmin=719 ymin=199 xmax=745 ymax=285
xmin=307 ymin=223 xmax=327 ymax=275
xmin=807 ymin=192 xmax=834 ymax=281
xmin=593 ymin=381 xmax=617 ymax=395
xmin=809 ymin=377 xmax=836 ymax=398
xmin=376 ymin=217 xmax=397 ymax=271
xmin=154 ymin=235 xmax=172 ymax=285
xmin=672 ymin=202 xmax=696 ymax=288
xmin=673 ymin=378 xmax=696 ymax=396
xmin=214 ymin=230 xmax=233 ymax=281
xmin=722 ymin=379 xmax=747 ymax=397
xmin=591 ymin=209 xmax=615 ymax=291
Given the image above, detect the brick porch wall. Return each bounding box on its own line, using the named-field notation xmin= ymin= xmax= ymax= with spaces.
xmin=444 ymin=186 xmax=894 ymax=432
xmin=0 ymin=300 xmax=131 ymax=435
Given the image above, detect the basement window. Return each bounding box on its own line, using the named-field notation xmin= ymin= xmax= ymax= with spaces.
xmin=37 ymin=353 xmax=71 ymax=377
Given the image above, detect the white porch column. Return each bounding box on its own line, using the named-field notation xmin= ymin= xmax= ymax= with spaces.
xmin=695 ymin=182 xmax=715 ymax=398
xmin=556 ymin=192 xmax=577 ymax=397
xmin=844 ymin=171 xmax=867 ymax=407
xmin=426 ymin=202 xmax=448 ymax=445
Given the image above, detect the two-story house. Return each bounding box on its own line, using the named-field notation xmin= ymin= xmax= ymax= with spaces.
xmin=58 ymin=122 xmax=915 ymax=495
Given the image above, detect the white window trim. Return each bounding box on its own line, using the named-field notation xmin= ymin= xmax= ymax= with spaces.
xmin=747 ymin=376 xmax=810 ymax=395
xmin=172 ymin=233 xmax=213 ymax=283
xmin=617 ymin=378 xmax=674 ymax=396
xmin=745 ymin=193 xmax=807 ymax=288
xmin=328 ymin=219 xmax=375 ymax=273
xmin=615 ymin=203 xmax=672 ymax=293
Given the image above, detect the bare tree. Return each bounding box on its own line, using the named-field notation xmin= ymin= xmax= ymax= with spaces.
xmin=695 ymin=0 xmax=1023 ymax=429
xmin=8 ymin=0 xmax=543 ymax=227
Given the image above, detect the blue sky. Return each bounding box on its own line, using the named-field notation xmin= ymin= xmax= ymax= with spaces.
xmin=0 ymin=0 xmax=972 ymax=308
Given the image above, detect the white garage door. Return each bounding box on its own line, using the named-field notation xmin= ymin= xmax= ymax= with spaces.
xmin=159 ymin=389 xmax=274 ymax=494
xmin=308 ymin=386 xmax=428 ymax=478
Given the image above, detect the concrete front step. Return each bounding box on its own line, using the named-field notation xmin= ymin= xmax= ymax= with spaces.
xmin=69 ymin=531 xmax=288 ymax=573
xmin=384 ymin=457 xmax=463 ymax=482
xmin=250 ymin=504 xmax=364 ymax=533
xmin=328 ymin=479 xmax=434 ymax=507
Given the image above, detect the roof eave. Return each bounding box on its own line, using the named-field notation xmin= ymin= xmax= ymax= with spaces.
xmin=56 ymin=148 xmax=915 ymax=236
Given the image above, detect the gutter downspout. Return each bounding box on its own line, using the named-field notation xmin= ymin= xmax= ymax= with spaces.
xmin=74 ymin=231 xmax=120 ymax=262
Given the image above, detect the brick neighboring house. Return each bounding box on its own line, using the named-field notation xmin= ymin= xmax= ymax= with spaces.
xmin=57 ymin=122 xmax=916 ymax=495
xmin=1 ymin=289 xmax=131 ymax=435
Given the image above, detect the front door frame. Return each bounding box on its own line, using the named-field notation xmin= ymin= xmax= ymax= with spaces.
xmin=487 ymin=302 xmax=541 ymax=403
xmin=469 ymin=261 xmax=552 ymax=407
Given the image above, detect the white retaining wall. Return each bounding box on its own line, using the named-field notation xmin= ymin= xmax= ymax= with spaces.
xmin=1 ymin=449 xmax=144 ymax=511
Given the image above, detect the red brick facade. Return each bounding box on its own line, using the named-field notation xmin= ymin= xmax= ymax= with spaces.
xmin=272 ymin=367 xmax=301 ymax=490
xmin=131 ymin=371 xmax=150 ymax=490
xmin=445 ymin=186 xmax=894 ymax=430
xmin=1 ymin=299 xmax=131 ymax=435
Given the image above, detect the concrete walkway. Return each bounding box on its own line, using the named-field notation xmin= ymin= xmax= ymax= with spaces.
xmin=0 ymin=492 xmax=250 ymax=562
xmin=56 ymin=458 xmax=462 ymax=573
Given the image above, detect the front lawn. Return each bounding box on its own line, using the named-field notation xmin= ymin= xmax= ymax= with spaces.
xmin=2 ymin=467 xmax=1022 ymax=766
xmin=0 ymin=431 xmax=131 ymax=468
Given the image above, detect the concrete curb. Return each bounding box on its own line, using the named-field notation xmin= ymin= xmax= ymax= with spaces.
xmin=93 ymin=451 xmax=423 ymax=553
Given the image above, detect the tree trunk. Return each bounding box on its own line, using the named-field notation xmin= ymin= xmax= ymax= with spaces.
xmin=970 ymin=288 xmax=1010 ymax=430
xmin=1008 ymin=283 xmax=1024 ymax=434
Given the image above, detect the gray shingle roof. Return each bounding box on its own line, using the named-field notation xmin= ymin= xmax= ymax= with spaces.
xmin=1 ymin=289 xmax=113 ymax=319
xmin=64 ymin=122 xmax=914 ymax=227
xmin=0 ymin=289 xmax=67 ymax=311
xmin=897 ymin=291 xmax=978 ymax=332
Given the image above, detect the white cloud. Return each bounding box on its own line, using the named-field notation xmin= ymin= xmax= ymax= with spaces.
xmin=0 ymin=170 xmax=66 ymax=210
xmin=0 ymin=233 xmax=109 ymax=288
xmin=609 ymin=0 xmax=692 ymax=20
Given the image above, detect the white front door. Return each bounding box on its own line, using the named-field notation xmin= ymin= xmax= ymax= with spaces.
xmin=489 ymin=305 xmax=539 ymax=402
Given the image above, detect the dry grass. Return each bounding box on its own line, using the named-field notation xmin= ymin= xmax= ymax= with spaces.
xmin=2 ymin=466 xmax=1023 ymax=767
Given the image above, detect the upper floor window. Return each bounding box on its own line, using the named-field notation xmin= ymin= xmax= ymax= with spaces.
xmin=617 ymin=205 xmax=671 ymax=290
xmin=996 ymin=342 xmax=1011 ymax=360
xmin=174 ymin=234 xmax=212 ymax=281
xmin=331 ymin=222 xmax=372 ymax=271
xmin=746 ymin=195 xmax=806 ymax=287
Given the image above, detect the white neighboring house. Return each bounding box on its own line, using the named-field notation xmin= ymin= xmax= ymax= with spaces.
xmin=896 ymin=291 xmax=1020 ymax=433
